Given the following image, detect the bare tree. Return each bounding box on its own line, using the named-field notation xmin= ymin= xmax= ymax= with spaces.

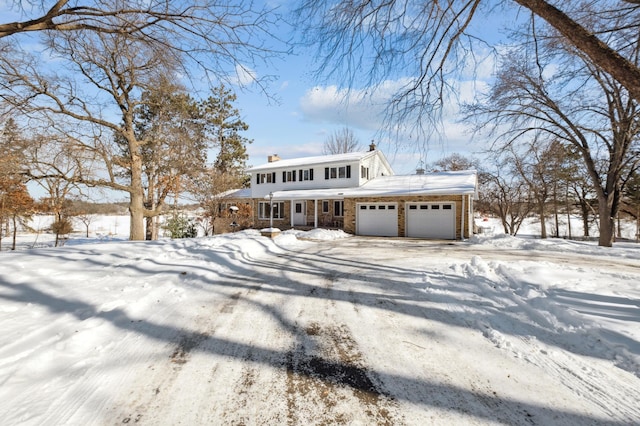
xmin=297 ymin=1 xmax=640 ymax=126
xmin=480 ymin=159 xmax=534 ymax=236
xmin=0 ymin=2 xmax=286 ymax=240
xmin=429 ymin=153 xmax=479 ymax=172
xmin=322 ymin=127 xmax=362 ymax=154
xmin=189 ymin=170 xmax=247 ymax=236
xmin=467 ymin=32 xmax=640 ymax=246
xmin=0 ymin=1 xmax=286 ymax=92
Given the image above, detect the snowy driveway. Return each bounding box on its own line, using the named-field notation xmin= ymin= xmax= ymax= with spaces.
xmin=1 ymin=232 xmax=639 ymax=425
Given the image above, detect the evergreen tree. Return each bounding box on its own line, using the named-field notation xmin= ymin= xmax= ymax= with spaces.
xmin=200 ymin=85 xmax=252 ymax=176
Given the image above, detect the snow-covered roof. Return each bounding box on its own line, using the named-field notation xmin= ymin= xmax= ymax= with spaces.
xmin=217 ymin=188 xmax=251 ymax=199
xmin=267 ymin=170 xmax=477 ymax=200
xmin=349 ymin=170 xmax=478 ymax=197
xmin=247 ymin=150 xmax=380 ymax=172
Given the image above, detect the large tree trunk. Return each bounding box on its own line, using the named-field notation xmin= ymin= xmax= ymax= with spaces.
xmin=129 ymin=154 xmax=146 ymax=241
xmin=597 ymin=195 xmax=616 ymax=247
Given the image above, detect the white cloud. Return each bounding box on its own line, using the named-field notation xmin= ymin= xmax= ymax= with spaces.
xmin=296 ymin=75 xmax=493 ymax=168
xmin=232 ymin=63 xmax=257 ymax=86
xmin=299 ymin=80 xmax=412 ymax=131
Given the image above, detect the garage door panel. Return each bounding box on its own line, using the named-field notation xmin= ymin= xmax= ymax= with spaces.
xmin=407 ymin=203 xmax=455 ymax=239
xmin=357 ymin=203 xmax=398 ymax=237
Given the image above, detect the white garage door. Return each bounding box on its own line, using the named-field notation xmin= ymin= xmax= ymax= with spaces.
xmin=406 ymin=202 xmax=455 ymax=239
xmin=356 ymin=203 xmax=398 ymax=237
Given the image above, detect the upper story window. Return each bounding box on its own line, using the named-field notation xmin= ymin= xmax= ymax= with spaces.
xmin=256 ymin=172 xmax=276 ymax=185
xmin=300 ymin=169 xmax=314 ymax=181
xmin=283 ymin=170 xmax=296 ymax=182
xmin=281 ymin=168 xmax=314 ymax=183
xmin=324 ymin=165 xmax=351 ymax=180
xmin=361 ymin=166 xmax=369 ymax=179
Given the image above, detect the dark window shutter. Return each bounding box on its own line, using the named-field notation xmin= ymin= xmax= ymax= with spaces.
xmin=310 ymin=169 xmax=314 ymax=180
xmin=325 ymin=167 xmax=329 ymax=179
xmin=272 ymin=172 xmax=276 ymax=183
xmin=256 ymin=174 xmax=260 ymax=185
xmin=282 ymin=171 xmax=286 ymax=182
xmin=346 ymin=165 xmax=351 ymax=178
xmin=293 ymin=171 xmax=296 ymax=181
xmin=299 ymin=170 xmax=302 ymax=181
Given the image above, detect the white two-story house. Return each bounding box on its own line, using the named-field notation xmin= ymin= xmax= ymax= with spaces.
xmin=227 ymin=144 xmax=477 ymax=239
xmin=248 ymin=145 xmax=394 ymax=229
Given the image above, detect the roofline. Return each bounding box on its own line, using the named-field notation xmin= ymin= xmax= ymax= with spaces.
xmin=246 ymin=150 xmax=382 ymax=173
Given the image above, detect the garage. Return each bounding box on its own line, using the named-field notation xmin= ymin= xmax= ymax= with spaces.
xmin=406 ymin=202 xmax=456 ymax=239
xmin=356 ymin=203 xmax=398 ymax=236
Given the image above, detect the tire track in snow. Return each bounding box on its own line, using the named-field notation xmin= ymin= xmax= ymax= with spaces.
xmin=285 ymin=321 xmax=399 ymax=425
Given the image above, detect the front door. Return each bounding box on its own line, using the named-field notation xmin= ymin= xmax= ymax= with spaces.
xmin=293 ymin=201 xmax=306 ymax=226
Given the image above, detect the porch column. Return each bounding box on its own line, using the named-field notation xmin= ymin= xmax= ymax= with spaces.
xmin=461 ymin=194 xmax=466 ymax=240
xmin=290 ymin=200 xmax=294 ymax=228
xmin=314 ymin=199 xmax=318 ymax=228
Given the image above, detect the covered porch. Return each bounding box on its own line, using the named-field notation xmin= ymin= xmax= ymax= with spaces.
xmin=265 ymin=188 xmax=346 ymax=230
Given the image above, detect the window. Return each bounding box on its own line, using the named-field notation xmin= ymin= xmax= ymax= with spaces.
xmin=324 ymin=165 xmax=352 ymax=180
xmin=295 ymin=203 xmax=303 ymax=214
xmin=379 ymin=205 xmax=386 ymax=210
xmin=299 ymin=169 xmax=313 ymax=181
xmin=322 ymin=200 xmax=330 ymax=213
xmin=334 ymin=200 xmax=344 ymax=217
xmin=361 ymin=166 xmax=369 ymax=179
xmin=420 ymin=205 xmax=428 ymax=210
xmin=258 ymin=201 xmax=284 ymax=220
xmin=283 ymin=170 xmax=297 ymax=183
xmin=257 ymin=172 xmax=276 ymax=184
xmin=388 ymin=205 xmax=396 ymax=210
xmin=409 ymin=205 xmax=417 ymax=210
xmin=360 ymin=205 xmax=367 ymax=210
xmin=443 ymin=204 xmax=452 ymax=210
xmin=432 ymin=205 xmax=440 ymax=210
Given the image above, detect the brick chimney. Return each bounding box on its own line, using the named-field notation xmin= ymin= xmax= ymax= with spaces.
xmin=268 ymin=154 xmax=280 ymax=163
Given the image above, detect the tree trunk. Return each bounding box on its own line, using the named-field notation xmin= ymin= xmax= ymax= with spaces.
xmin=11 ymin=215 xmax=17 ymax=250
xmin=145 ymin=216 xmax=153 ymax=240
xmin=597 ymin=197 xmax=615 ymax=247
xmin=538 ymin=201 xmax=547 ymax=239
xmin=579 ymin=200 xmax=590 ymax=237
xmin=553 ymin=186 xmax=559 ymax=238
xmin=129 ymin=154 xmax=146 ymax=241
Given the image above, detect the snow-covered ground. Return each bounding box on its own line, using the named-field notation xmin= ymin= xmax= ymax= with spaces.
xmin=1 ymin=217 xmax=639 ymax=425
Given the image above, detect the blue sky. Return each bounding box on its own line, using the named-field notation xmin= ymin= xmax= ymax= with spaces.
xmin=1 ymin=1 xmax=513 ymax=179
xmin=235 ymin=45 xmax=493 ymax=175
xmin=226 ymin=1 xmax=513 ymax=175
